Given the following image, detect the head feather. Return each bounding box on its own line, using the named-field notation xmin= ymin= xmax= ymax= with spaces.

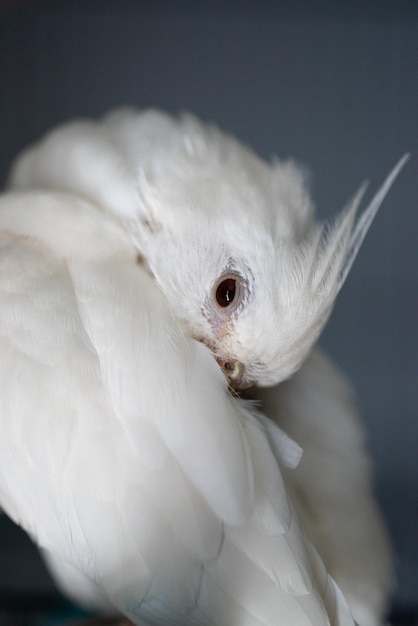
xmin=8 ymin=107 xmax=409 ymax=386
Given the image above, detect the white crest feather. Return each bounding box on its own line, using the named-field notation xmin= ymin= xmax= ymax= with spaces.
xmin=338 ymin=153 xmax=410 ymax=287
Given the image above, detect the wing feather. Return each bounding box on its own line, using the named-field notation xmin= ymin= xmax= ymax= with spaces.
xmin=0 ymin=191 xmax=245 ymax=621
xmin=67 ymin=255 xmax=255 ymax=526
xmin=0 ymin=190 xmax=356 ymax=624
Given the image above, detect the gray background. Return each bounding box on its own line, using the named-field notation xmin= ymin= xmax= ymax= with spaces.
xmin=0 ymin=0 xmax=416 ymax=616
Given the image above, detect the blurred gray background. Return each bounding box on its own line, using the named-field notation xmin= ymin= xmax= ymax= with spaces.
xmin=0 ymin=0 xmax=416 ymax=618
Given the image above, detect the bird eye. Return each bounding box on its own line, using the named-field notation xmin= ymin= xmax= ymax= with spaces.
xmin=212 ymin=271 xmax=245 ymax=315
xmin=216 ymin=278 xmax=237 ymax=308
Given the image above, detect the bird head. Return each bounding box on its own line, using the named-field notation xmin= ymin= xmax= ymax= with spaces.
xmin=129 ymin=114 xmax=407 ymax=388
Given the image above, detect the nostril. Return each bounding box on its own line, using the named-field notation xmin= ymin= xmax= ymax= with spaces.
xmin=227 ymin=361 xmax=244 ymax=381
xmin=218 ymin=359 xmax=244 ymax=381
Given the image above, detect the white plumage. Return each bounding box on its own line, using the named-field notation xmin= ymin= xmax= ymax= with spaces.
xmin=0 ymin=109 xmax=407 ymax=625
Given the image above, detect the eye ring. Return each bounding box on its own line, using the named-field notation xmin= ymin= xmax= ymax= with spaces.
xmin=212 ymin=271 xmax=245 ymax=315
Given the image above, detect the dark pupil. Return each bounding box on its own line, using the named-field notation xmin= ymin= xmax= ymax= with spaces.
xmin=216 ymin=278 xmax=236 ymax=307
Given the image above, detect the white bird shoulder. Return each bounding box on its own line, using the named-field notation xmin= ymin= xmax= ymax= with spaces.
xmin=0 ymin=189 xmax=355 ymax=625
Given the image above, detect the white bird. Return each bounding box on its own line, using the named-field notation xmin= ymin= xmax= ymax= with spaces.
xmin=0 ymin=108 xmax=407 ymax=625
